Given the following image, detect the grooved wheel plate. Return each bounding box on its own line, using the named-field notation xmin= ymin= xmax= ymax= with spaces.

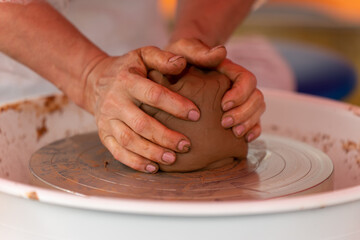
xmin=29 ymin=133 xmax=333 ymax=201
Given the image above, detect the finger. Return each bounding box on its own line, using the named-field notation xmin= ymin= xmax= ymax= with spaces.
xmin=100 ymin=134 xmax=159 ymax=174
xmin=217 ymin=59 xmax=257 ymax=111
xmin=167 ymin=38 xmax=226 ymax=68
xmin=118 ymin=101 xmax=192 ymax=153
xmin=138 ymin=46 xmax=187 ymax=75
xmin=127 ymin=74 xmax=200 ymax=121
xmin=148 ymin=70 xmax=171 ymax=88
xmin=231 ymin=104 xmax=265 ymax=139
xmin=109 ymin=119 xmax=176 ymax=165
xmin=245 ymin=123 xmax=262 ymax=143
xmin=221 ymin=88 xmax=265 ymax=127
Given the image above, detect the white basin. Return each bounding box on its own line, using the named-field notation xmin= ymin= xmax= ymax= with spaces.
xmin=0 ymin=89 xmax=359 ymax=240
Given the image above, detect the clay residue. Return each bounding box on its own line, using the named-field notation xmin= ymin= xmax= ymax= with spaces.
xmin=42 ymin=95 xmax=69 ymax=115
xmin=341 ymin=140 xmax=359 ymax=153
xmin=0 ymin=101 xmax=24 ymax=113
xmin=264 ymin=125 xmax=336 ymax=155
xmin=356 ymin=158 xmax=360 ymax=167
xmin=26 ymin=191 xmax=39 ymax=201
xmin=340 ymin=140 xmax=360 ymax=168
xmin=0 ymin=94 xmax=69 ymax=117
xmin=36 ymin=118 xmax=48 ymax=141
xmin=103 ymin=159 xmax=109 ymax=170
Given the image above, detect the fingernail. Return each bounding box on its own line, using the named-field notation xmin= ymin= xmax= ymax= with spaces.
xmin=247 ymin=133 xmax=255 ymax=142
xmin=234 ymin=125 xmax=245 ymax=137
xmin=221 ymin=116 xmax=234 ymax=128
xmin=145 ymin=164 xmax=157 ymax=173
xmin=188 ymin=110 xmax=200 ymax=121
xmin=208 ymin=45 xmax=225 ymax=53
xmin=222 ymin=101 xmax=234 ymax=111
xmin=168 ymin=55 xmax=184 ymax=63
xmin=162 ymin=152 xmax=176 ymax=164
xmin=178 ymin=140 xmax=190 ymax=152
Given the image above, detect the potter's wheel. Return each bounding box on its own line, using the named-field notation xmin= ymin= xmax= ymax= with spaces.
xmin=29 ymin=132 xmax=333 ymax=200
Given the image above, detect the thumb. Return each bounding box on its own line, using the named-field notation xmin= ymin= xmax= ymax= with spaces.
xmin=166 ymin=38 xmax=227 ymax=68
xmin=138 ymin=46 xmax=187 ymax=75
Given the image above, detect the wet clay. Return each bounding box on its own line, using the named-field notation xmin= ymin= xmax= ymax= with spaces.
xmin=143 ymin=67 xmax=248 ymax=172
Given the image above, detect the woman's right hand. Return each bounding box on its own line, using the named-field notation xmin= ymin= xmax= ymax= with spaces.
xmin=81 ymin=47 xmax=200 ymax=173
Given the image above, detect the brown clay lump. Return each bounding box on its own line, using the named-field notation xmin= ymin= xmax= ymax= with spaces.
xmin=142 ymin=67 xmax=248 ymax=172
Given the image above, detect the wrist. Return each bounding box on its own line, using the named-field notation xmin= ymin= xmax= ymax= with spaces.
xmin=79 ymin=54 xmax=111 ymax=114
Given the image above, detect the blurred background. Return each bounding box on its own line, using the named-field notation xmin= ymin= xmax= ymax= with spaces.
xmin=159 ymin=0 xmax=360 ymax=105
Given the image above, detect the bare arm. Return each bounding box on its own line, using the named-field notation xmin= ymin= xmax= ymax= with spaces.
xmin=0 ymin=2 xmax=106 ymax=109
xmin=171 ymin=0 xmax=255 ymax=47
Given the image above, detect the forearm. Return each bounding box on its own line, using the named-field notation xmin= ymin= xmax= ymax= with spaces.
xmin=171 ymin=0 xmax=255 ymax=47
xmin=0 ymin=2 xmax=107 ymax=108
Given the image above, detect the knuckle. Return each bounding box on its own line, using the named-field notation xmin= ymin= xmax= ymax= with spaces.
xmin=98 ymin=130 xmax=110 ymax=143
xmin=161 ymin=128 xmax=181 ymax=150
xmin=140 ymin=140 xmax=152 ymax=153
xmin=145 ymin=85 xmax=164 ymax=105
xmin=242 ymin=71 xmax=257 ymax=85
xmin=132 ymin=114 xmax=149 ymax=134
xmin=242 ymin=121 xmax=251 ymax=130
xmin=101 ymin=97 xmax=116 ymax=110
xmin=145 ymin=45 xmax=158 ymax=51
xmin=248 ymin=71 xmax=257 ymax=81
xmin=142 ymin=46 xmax=159 ymax=55
xmin=245 ymin=71 xmax=256 ymax=81
xmin=118 ymin=129 xmax=133 ymax=148
xmin=159 ymin=128 xmax=172 ymax=148
xmin=126 ymin=51 xmax=138 ymax=60
xmin=254 ymin=89 xmax=264 ymax=102
xmin=177 ymin=38 xmax=187 ymax=46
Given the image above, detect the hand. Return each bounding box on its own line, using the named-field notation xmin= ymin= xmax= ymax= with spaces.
xmin=82 ymin=46 xmax=201 ymax=173
xmin=217 ymin=59 xmax=265 ymax=142
xmin=166 ymin=38 xmax=265 ymax=142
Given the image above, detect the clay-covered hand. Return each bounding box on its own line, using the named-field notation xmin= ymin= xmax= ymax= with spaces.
xmin=143 ymin=67 xmax=248 ymax=172
xmin=81 ymin=47 xmax=201 ymax=173
xmin=166 ymin=38 xmax=265 ymax=142
xmin=217 ymin=59 xmax=265 ymax=142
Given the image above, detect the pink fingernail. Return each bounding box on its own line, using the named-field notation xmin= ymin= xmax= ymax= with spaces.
xmin=209 ymin=45 xmax=225 ymax=53
xmin=234 ymin=125 xmax=245 ymax=137
xmin=169 ymin=55 xmax=184 ymax=63
xmin=145 ymin=164 xmax=157 ymax=173
xmin=188 ymin=110 xmax=200 ymax=121
xmin=222 ymin=101 xmax=234 ymax=111
xmin=162 ymin=152 xmax=176 ymax=164
xmin=178 ymin=140 xmax=190 ymax=152
xmin=247 ymin=133 xmax=255 ymax=142
xmin=221 ymin=116 xmax=234 ymax=128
